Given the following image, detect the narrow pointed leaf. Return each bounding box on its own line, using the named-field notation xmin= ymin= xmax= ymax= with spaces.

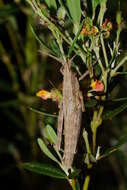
xmin=111 ymin=97 xmax=127 ymax=102
xmin=58 ymin=0 xmax=71 ymax=21
xmin=44 ymin=0 xmax=57 ymax=10
xmin=24 ymin=162 xmax=66 ymax=179
xmin=0 ymin=4 xmax=18 ymax=20
xmin=29 ymin=107 xmax=57 ymax=118
xmin=99 ymin=135 xmax=127 ymax=160
xmin=46 ymin=124 xmax=57 ymax=145
xmin=30 ymin=25 xmax=53 ymax=53
xmin=68 ymin=20 xmax=84 ymax=57
xmin=0 ymin=100 xmax=18 ymax=108
xmin=66 ymin=0 xmax=81 ymax=25
xmin=92 ymin=0 xmax=100 ymax=11
xmin=102 ymin=101 xmax=127 ymax=120
xmin=37 ymin=138 xmax=59 ymax=164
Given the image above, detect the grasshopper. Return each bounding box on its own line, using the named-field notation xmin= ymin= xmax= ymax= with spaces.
xmin=56 ymin=59 xmax=85 ymax=171
xmin=38 ymin=51 xmax=85 ymax=170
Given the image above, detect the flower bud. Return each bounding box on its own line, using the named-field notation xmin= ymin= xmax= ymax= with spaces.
xmin=36 ymin=89 xmax=51 ymax=100
xmin=90 ymin=80 xmax=104 ymax=92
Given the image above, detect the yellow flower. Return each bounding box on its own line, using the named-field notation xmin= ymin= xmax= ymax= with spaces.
xmin=90 ymin=81 xmax=97 ymax=89
xmin=36 ymin=89 xmax=51 ymax=100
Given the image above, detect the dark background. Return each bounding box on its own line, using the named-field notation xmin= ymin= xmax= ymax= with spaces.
xmin=0 ymin=0 xmax=127 ymax=190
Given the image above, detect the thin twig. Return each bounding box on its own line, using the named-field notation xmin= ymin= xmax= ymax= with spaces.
xmin=79 ymin=70 xmax=89 ymax=81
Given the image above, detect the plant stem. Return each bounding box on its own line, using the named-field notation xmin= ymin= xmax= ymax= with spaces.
xmin=113 ymin=55 xmax=127 ymax=74
xmin=27 ymin=0 xmax=87 ymax=63
xmin=101 ymin=34 xmax=108 ymax=68
xmin=83 ymin=175 xmax=90 ymax=190
xmin=83 ymin=130 xmax=91 ymax=154
xmin=67 ymin=178 xmax=78 ymax=190
xmin=92 ymin=128 xmax=97 ymax=155
xmin=91 ymin=105 xmax=104 ymax=154
xmin=94 ymin=48 xmax=105 ymax=74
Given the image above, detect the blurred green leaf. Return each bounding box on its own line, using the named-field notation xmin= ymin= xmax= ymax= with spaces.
xmin=99 ymin=97 xmax=127 ymax=107
xmin=57 ymin=5 xmax=66 ymax=21
xmin=116 ymin=72 xmax=127 ymax=76
xmin=66 ymin=0 xmax=81 ymax=26
xmin=31 ymin=25 xmax=60 ymax=56
xmin=111 ymin=97 xmax=127 ymax=102
xmin=92 ymin=0 xmax=100 ymax=11
xmin=30 ymin=25 xmax=53 ymax=53
xmin=58 ymin=0 xmax=72 ymax=21
xmin=0 ymin=80 xmax=13 ymax=92
xmin=102 ymin=101 xmax=127 ymax=120
xmin=68 ymin=168 xmax=81 ymax=179
xmin=46 ymin=124 xmax=57 ymax=145
xmin=44 ymin=0 xmax=57 ymax=10
xmin=24 ymin=162 xmax=66 ymax=179
xmin=99 ymin=135 xmax=127 ymax=160
xmin=37 ymin=138 xmax=59 ymax=164
xmin=116 ymin=10 xmax=121 ymax=25
xmin=0 ymin=4 xmax=18 ymax=21
xmin=85 ymin=99 xmax=97 ymax=108
xmin=3 ymin=109 xmax=24 ymax=129
xmin=92 ymin=0 xmax=107 ymax=19
xmin=29 ymin=107 xmax=58 ymax=118
xmin=75 ymin=179 xmax=80 ymax=190
xmin=0 ymin=100 xmax=18 ymax=108
xmin=49 ymin=39 xmax=61 ymax=57
xmin=97 ymin=0 xmax=107 ymax=25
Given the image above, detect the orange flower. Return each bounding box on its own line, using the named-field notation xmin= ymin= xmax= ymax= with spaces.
xmin=81 ymin=26 xmax=99 ymax=36
xmin=81 ymin=27 xmax=89 ymax=36
xmin=90 ymin=80 xmax=104 ymax=92
xmin=36 ymin=89 xmax=51 ymax=100
xmin=102 ymin=19 xmax=113 ymax=31
xmin=91 ymin=26 xmax=99 ymax=35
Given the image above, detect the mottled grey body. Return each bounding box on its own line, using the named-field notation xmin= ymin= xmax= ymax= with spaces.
xmin=56 ymin=61 xmax=84 ymax=170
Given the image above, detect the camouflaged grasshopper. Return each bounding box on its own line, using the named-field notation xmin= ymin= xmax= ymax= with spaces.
xmin=38 ymin=51 xmax=85 ymax=170
xmin=56 ymin=59 xmax=85 ymax=171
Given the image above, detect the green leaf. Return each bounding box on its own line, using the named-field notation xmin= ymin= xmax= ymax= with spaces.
xmin=68 ymin=20 xmax=84 ymax=57
xmin=44 ymin=0 xmax=57 ymax=10
xmin=30 ymin=25 xmax=53 ymax=53
xmin=111 ymin=97 xmax=127 ymax=102
xmin=92 ymin=0 xmax=100 ymax=11
xmin=46 ymin=124 xmax=57 ymax=145
xmin=68 ymin=168 xmax=81 ymax=179
xmin=116 ymin=72 xmax=127 ymax=76
xmin=92 ymin=0 xmax=107 ymax=19
xmin=2 ymin=110 xmax=24 ymax=129
xmin=85 ymin=99 xmax=97 ymax=108
xmin=29 ymin=107 xmax=58 ymax=118
xmin=0 ymin=4 xmax=18 ymax=21
xmin=0 ymin=80 xmax=12 ymax=92
xmin=24 ymin=162 xmax=66 ymax=179
xmin=58 ymin=0 xmax=72 ymax=21
xmin=102 ymin=101 xmax=127 ymax=120
xmin=37 ymin=138 xmax=59 ymax=164
xmin=57 ymin=5 xmax=66 ymax=21
xmin=99 ymin=135 xmax=127 ymax=160
xmin=99 ymin=97 xmax=127 ymax=107
xmin=49 ymin=39 xmax=61 ymax=57
xmin=116 ymin=10 xmax=121 ymax=25
xmin=75 ymin=179 xmax=80 ymax=190
xmin=0 ymin=100 xmax=18 ymax=108
xmin=66 ymin=0 xmax=81 ymax=26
